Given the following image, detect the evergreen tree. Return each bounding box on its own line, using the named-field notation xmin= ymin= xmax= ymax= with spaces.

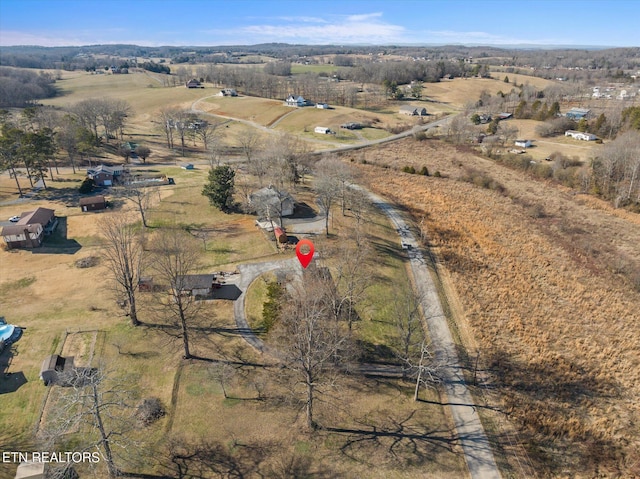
xmin=202 ymin=165 xmax=235 ymax=212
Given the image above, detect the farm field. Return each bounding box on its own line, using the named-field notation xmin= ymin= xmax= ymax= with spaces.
xmin=0 ymin=156 xmax=468 ymax=478
xmin=199 ymin=95 xmax=292 ymax=127
xmin=423 ymin=77 xmax=518 ymax=109
xmin=343 ymin=137 xmax=640 ymax=477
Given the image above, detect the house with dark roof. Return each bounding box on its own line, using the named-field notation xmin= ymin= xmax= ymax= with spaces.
xmin=186 ymin=79 xmax=202 ymax=88
xmin=249 ymin=186 xmax=295 ymax=219
xmin=176 ymin=274 xmax=216 ymax=297
xmin=1 ymin=207 xmax=56 ymax=249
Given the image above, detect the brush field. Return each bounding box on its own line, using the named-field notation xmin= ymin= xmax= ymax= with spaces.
xmin=344 ymin=137 xmax=640 ymax=477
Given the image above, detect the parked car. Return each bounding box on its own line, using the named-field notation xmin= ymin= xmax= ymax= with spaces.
xmin=9 ymin=216 xmax=20 ymax=222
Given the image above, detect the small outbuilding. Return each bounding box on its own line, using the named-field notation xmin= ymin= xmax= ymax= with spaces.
xmin=40 ymin=355 xmax=75 ymax=386
xmin=79 ymin=195 xmax=107 ymax=212
xmin=316 ymin=103 xmax=329 ymax=109
xmin=515 ymin=139 xmax=532 ymax=148
xmin=218 ymin=88 xmax=237 ymax=96
xmin=273 ymin=226 xmax=287 ymax=244
xmin=314 ymin=126 xmax=332 ymax=134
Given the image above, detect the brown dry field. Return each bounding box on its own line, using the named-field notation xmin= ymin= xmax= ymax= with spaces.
xmin=424 ymin=77 xmax=520 ymax=110
xmin=344 ymin=138 xmax=640 ymax=477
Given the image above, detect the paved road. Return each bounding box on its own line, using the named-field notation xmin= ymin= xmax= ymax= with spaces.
xmin=360 ymin=187 xmax=502 ymax=479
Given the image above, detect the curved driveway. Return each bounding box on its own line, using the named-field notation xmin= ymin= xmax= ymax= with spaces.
xmin=234 ymin=188 xmax=501 ymax=479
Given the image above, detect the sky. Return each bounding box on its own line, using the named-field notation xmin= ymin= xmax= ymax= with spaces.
xmin=1 ymin=0 xmax=639 ymax=48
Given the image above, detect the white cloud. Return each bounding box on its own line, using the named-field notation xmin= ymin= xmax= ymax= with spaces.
xmin=346 ymin=12 xmax=383 ymax=22
xmin=207 ymin=12 xmax=407 ymax=45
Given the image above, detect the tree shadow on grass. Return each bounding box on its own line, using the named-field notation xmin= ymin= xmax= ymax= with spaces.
xmin=145 ymin=437 xmax=337 ymax=479
xmin=485 ymin=349 xmax=625 ymax=476
xmin=324 ymin=410 xmax=460 ymax=469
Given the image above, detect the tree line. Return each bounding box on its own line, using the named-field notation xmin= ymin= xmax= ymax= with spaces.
xmin=0 ymin=98 xmax=138 ymax=192
xmin=0 ymin=67 xmax=58 ymax=107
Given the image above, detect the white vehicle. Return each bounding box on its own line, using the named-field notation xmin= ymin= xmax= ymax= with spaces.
xmin=9 ymin=215 xmax=20 ymax=222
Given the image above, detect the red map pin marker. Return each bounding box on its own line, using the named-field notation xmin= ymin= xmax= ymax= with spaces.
xmin=296 ymin=239 xmax=315 ymax=269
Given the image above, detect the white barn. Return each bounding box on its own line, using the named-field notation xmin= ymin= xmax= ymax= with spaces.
xmin=314 ymin=126 xmax=332 ymax=134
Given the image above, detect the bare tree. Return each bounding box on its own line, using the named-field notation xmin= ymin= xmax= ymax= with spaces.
xmin=273 ymin=266 xmax=355 ymax=430
xmin=150 ymin=228 xmax=202 ymax=360
xmin=412 ymin=341 xmax=441 ymax=401
xmin=122 ymin=183 xmax=151 ymax=228
xmin=42 ymin=367 xmax=136 ymax=478
xmin=195 ymin=121 xmax=219 ymax=151
xmin=388 ymin=287 xmax=425 ymax=380
xmin=314 ymin=158 xmax=342 ymax=236
xmin=172 ymin=111 xmax=190 ymax=157
xmin=72 ymin=98 xmax=102 ymax=144
xmin=446 ymin=114 xmax=472 ymax=144
xmin=239 ymin=129 xmax=265 ymax=184
xmin=134 ymin=145 xmax=151 ymax=163
xmin=323 ymin=233 xmax=371 ymax=330
xmin=159 ymin=108 xmax=177 ymax=149
xmin=101 ymin=213 xmax=144 ymax=326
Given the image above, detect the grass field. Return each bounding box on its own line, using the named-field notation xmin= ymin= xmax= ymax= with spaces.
xmin=0 ymin=150 xmax=466 ymax=477
xmin=291 ymin=63 xmax=343 ymax=75
xmin=200 ymin=95 xmax=292 ymax=127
